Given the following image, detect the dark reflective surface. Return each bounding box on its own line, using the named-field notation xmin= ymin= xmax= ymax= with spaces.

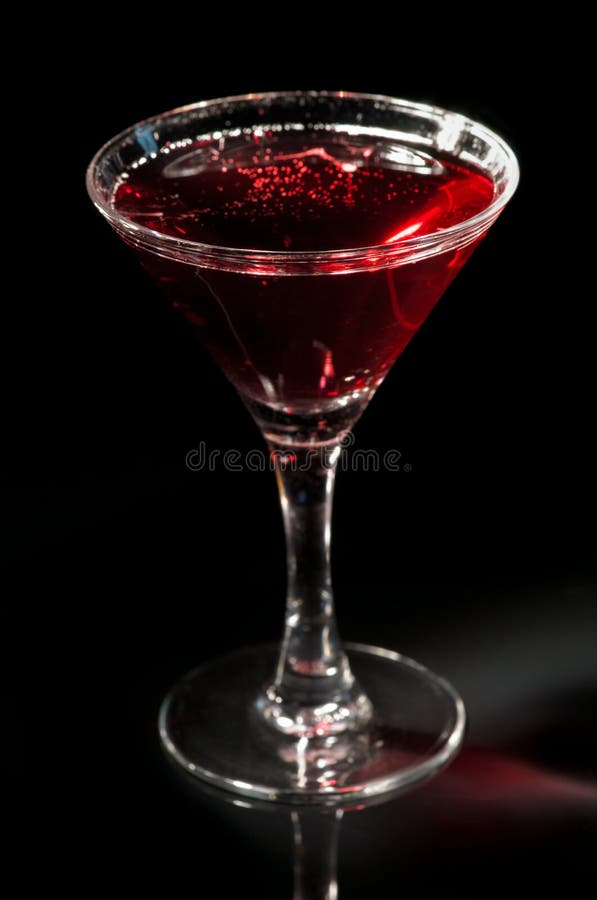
xmin=161 ymin=702 xmax=597 ymax=895
xmin=18 ymin=576 xmax=595 ymax=894
xmin=155 ymin=595 xmax=597 ymax=894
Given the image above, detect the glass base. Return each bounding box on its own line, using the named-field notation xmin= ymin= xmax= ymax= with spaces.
xmin=159 ymin=643 xmax=465 ymax=805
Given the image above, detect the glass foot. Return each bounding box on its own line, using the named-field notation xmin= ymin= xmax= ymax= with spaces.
xmin=159 ymin=643 xmax=465 ymax=805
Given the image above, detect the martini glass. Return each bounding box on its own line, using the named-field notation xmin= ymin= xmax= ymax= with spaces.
xmin=87 ymin=91 xmax=518 ymax=804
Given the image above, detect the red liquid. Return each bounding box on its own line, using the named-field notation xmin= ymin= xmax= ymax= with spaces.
xmin=113 ymin=129 xmax=493 ymax=437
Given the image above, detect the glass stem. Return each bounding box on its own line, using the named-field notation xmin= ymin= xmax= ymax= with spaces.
xmin=258 ymin=443 xmax=372 ymax=736
xmin=292 ymin=809 xmax=342 ymax=900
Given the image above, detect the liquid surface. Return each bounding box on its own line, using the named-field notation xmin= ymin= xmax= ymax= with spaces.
xmin=112 ymin=128 xmax=494 ymax=441
xmin=114 ymin=128 xmax=493 ymax=251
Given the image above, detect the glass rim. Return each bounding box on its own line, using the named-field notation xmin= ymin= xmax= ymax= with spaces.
xmin=86 ymin=90 xmax=519 ymax=272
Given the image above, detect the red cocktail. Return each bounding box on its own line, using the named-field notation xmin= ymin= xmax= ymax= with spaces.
xmin=88 ymin=92 xmax=518 ymax=803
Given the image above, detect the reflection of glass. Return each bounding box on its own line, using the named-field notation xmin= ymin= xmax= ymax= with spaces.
xmin=87 ymin=92 xmax=518 ymax=804
xmin=292 ymin=809 xmax=342 ymax=900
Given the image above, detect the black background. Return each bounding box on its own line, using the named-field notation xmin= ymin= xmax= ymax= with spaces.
xmin=9 ymin=27 xmax=596 ymax=893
